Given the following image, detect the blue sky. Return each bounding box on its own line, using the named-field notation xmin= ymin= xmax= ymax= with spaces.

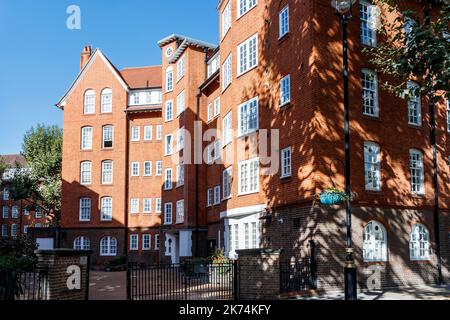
xmin=0 ymin=0 xmax=218 ymax=154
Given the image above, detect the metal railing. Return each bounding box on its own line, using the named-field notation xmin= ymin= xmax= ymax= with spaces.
xmin=127 ymin=262 xmax=236 ymax=301
xmin=0 ymin=268 xmax=48 ymax=301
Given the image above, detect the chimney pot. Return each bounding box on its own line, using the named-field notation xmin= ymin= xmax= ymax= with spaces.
xmin=80 ymin=45 xmax=92 ymax=70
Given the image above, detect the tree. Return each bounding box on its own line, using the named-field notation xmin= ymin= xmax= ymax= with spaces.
xmin=0 ymin=157 xmax=7 ymax=183
xmin=21 ymin=124 xmax=63 ymax=226
xmin=366 ymin=0 xmax=449 ymax=284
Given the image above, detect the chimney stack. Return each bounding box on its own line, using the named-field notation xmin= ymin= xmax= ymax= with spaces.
xmin=80 ymin=45 xmax=92 ymax=70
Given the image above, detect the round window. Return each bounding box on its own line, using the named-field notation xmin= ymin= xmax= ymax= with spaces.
xmin=165 ymin=47 xmax=174 ymax=58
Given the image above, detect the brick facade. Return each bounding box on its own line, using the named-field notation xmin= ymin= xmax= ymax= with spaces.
xmin=56 ymin=0 xmax=449 ymax=292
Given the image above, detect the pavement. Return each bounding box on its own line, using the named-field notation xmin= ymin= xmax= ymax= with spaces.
xmin=89 ymin=271 xmax=127 ymax=300
xmin=88 ymin=271 xmax=450 ymax=300
xmin=295 ymin=285 xmax=450 ymax=300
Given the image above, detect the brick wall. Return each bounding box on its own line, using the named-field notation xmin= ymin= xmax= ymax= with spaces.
xmin=264 ymin=202 xmax=450 ymax=292
xmin=36 ymin=249 xmax=92 ymax=300
xmin=236 ymin=249 xmax=282 ymax=300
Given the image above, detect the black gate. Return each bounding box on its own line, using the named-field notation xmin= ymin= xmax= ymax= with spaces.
xmin=280 ymin=241 xmax=318 ymax=294
xmin=0 ymin=268 xmax=49 ymax=301
xmin=127 ymin=262 xmax=236 ymax=300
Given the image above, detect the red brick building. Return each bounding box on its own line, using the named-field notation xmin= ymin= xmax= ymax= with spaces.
xmin=57 ymin=47 xmax=163 ymax=266
xmin=58 ymin=1 xmax=449 ymax=290
xmin=1 ymin=155 xmax=48 ymax=240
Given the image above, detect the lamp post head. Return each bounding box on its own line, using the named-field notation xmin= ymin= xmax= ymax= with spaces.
xmin=331 ymin=0 xmax=357 ymax=15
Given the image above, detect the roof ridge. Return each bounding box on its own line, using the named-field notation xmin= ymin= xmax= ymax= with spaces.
xmin=121 ymin=65 xmax=162 ymax=70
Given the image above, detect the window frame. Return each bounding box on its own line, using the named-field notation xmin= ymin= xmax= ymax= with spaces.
xmin=223 ymin=167 xmax=233 ymax=200
xmin=131 ymin=126 xmax=140 ymax=142
xmin=364 ymin=142 xmax=381 ymax=191
xmin=237 ymin=0 xmax=258 ymax=19
xmin=130 ymin=198 xmax=140 ymax=215
xmin=165 ymin=100 xmax=174 ymax=122
xmin=101 ymin=160 xmax=114 ymax=185
xmin=81 ymin=126 xmax=93 ymax=150
xmin=280 ymin=75 xmax=291 ymax=107
xmin=131 ymin=162 xmax=140 ymax=177
xmin=100 ymin=236 xmax=117 ymax=257
xmin=130 ymin=234 xmax=139 ymax=251
xmin=102 ymin=125 xmax=114 ymax=149
xmin=164 ymin=203 xmax=173 ymax=225
xmin=142 ymin=234 xmax=151 ymax=251
xmin=410 ymin=149 xmax=425 ymax=195
xmin=238 ymin=96 xmax=259 ymax=137
xmin=80 ymin=161 xmax=92 ymax=185
xmin=363 ymin=221 xmax=388 ymax=262
xmin=279 ymin=5 xmax=289 ymax=38
xmin=143 ymin=161 xmax=153 ymax=177
xmin=410 ymin=224 xmax=431 ymax=261
xmin=84 ymin=89 xmax=95 ymax=115
xmin=222 ymin=1 xmax=232 ymax=39
xmin=407 ymin=81 xmax=422 ymax=126
xmin=177 ymin=55 xmax=185 ymax=82
xmin=79 ymin=197 xmax=91 ymax=222
xmin=101 ymin=197 xmax=113 ymax=221
xmin=360 ymin=0 xmax=377 ymax=47
xmin=166 ymin=67 xmax=174 ymax=93
xmin=361 ymin=69 xmax=379 ymax=118
xmin=237 ymin=34 xmax=258 ymax=77
xmin=164 ymin=168 xmax=173 ymax=190
xmin=144 ymin=125 xmax=153 ymax=141
xmin=101 ymin=88 xmax=113 ymax=113
xmin=238 ymin=157 xmax=260 ymax=196
xmin=281 ymin=147 xmax=292 ymax=178
xmin=143 ymin=198 xmax=152 ymax=214
xmin=222 ymin=54 xmax=233 ymax=92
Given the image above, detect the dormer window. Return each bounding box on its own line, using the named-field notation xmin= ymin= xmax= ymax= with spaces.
xmin=129 ymin=89 xmax=163 ymax=106
xmin=84 ymin=90 xmax=95 ymax=114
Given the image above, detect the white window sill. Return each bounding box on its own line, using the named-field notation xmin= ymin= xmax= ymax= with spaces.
xmin=222 ymin=196 xmax=232 ymax=202
xmin=362 ymin=113 xmax=379 ymax=118
xmin=238 ymin=190 xmax=259 ymax=197
xmin=237 ymin=128 xmax=259 ymax=139
xmin=79 ymin=219 xmax=91 ymax=223
xmin=280 ymin=99 xmax=291 ymax=108
xmin=410 ymin=257 xmax=431 ymax=261
xmin=278 ymin=32 xmax=289 ymax=40
xmin=236 ymin=65 xmax=258 ymax=79
xmin=100 ymin=254 xmax=117 ymax=257
xmin=129 ymin=248 xmax=138 ymax=251
xmin=280 ymin=174 xmax=292 ymax=179
xmin=101 ymin=219 xmax=113 ymax=222
xmin=236 ymin=5 xmax=257 ymax=21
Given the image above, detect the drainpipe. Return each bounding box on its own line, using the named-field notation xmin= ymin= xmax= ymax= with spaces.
xmin=124 ymin=111 xmax=131 ymax=261
xmin=193 ymin=48 xmax=209 ymax=257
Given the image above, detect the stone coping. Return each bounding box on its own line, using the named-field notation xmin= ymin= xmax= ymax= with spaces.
xmin=35 ymin=249 xmax=93 ymax=257
xmin=236 ymin=249 xmax=283 ymax=256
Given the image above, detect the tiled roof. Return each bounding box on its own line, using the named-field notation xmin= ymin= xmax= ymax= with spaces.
xmin=120 ymin=66 xmax=162 ymax=89
xmin=0 ymin=154 xmax=28 ymax=168
xmin=125 ymin=105 xmax=163 ymax=113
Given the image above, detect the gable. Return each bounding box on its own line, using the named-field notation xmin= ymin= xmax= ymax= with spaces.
xmin=56 ymin=49 xmax=129 ymax=109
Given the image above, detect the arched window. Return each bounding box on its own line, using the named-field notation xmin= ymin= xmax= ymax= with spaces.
xmin=166 ymin=66 xmax=173 ymax=92
xmin=73 ymin=236 xmax=91 ymax=250
xmin=410 ymin=224 xmax=430 ymax=261
xmin=363 ymin=221 xmax=387 ymax=262
xmin=100 ymin=236 xmax=117 ymax=256
xmin=84 ymin=89 xmax=95 ymax=114
xmin=101 ymin=88 xmax=112 ymax=113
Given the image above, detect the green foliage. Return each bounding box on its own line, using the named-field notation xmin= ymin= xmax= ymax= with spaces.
xmin=209 ymin=248 xmax=230 ymax=265
xmin=20 ymin=124 xmax=63 ymax=225
xmin=22 ymin=124 xmax=62 ymax=179
xmin=0 ymin=237 xmax=38 ymax=301
xmin=8 ymin=166 xmax=35 ymax=202
xmin=0 ymin=157 xmax=7 ymax=183
xmin=367 ymin=0 xmax=449 ymax=102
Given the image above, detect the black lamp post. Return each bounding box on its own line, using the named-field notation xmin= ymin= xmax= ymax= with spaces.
xmin=331 ymin=0 xmax=358 ymax=300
